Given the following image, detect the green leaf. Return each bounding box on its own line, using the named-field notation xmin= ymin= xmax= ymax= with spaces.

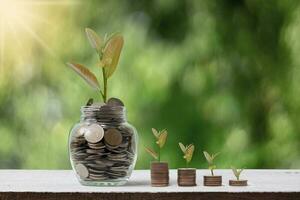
xmin=66 ymin=62 xmax=100 ymax=90
xmin=152 ymin=128 xmax=160 ymax=139
xmin=157 ymin=129 xmax=167 ymax=148
xmin=231 ymin=166 xmax=238 ymax=178
xmin=102 ymin=34 xmax=124 ymax=78
xmin=238 ymin=169 xmax=243 ymax=175
xmin=231 ymin=166 xmax=243 ymax=180
xmin=179 ymin=142 xmax=186 ymax=153
xmin=208 ymin=165 xmax=216 ymax=170
xmin=85 ymin=28 xmax=102 ymax=52
xmin=145 ymin=146 xmax=158 ymax=160
xmin=212 ymin=152 xmax=220 ymax=160
xmin=185 ymin=144 xmax=194 ymax=163
xmin=203 ymin=151 xmax=212 ymax=164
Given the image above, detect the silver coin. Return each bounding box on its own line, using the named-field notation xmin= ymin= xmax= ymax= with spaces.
xmin=84 ymin=124 xmax=104 ymax=143
xmin=75 ymin=124 xmax=88 ymax=137
xmin=86 ymin=149 xmax=103 ymax=154
xmin=89 ymin=174 xmax=107 ymax=180
xmin=88 ymin=168 xmax=106 ymax=174
xmin=88 ymin=144 xmax=106 ymax=150
xmin=92 ymin=102 xmax=106 ymax=108
xmin=85 ymin=155 xmax=102 ymax=161
xmin=75 ymin=164 xmax=89 ymax=178
xmin=87 ymin=164 xmax=107 ymax=170
xmin=108 ymin=153 xmax=127 ymax=159
xmin=107 ymin=98 xmax=124 ymax=107
xmin=74 ymin=152 xmax=87 ymax=157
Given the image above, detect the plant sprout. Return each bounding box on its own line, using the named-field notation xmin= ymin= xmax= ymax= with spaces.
xmin=179 ymin=143 xmax=195 ymax=168
xmin=203 ymin=151 xmax=220 ymax=176
xmin=231 ymin=167 xmax=244 ymax=181
xmin=67 ymin=28 xmax=124 ymax=102
xmin=145 ymin=128 xmax=168 ymax=162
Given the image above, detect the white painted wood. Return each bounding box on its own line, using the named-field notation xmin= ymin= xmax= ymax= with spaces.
xmin=0 ymin=170 xmax=299 ymax=193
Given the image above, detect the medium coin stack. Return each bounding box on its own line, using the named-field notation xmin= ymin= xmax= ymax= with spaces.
xmin=150 ymin=162 xmax=169 ymax=187
xmin=203 ymin=176 xmax=222 ymax=186
xmin=229 ymin=180 xmax=248 ymax=186
xmin=177 ymin=169 xmax=196 ymax=186
xmin=70 ymin=98 xmax=136 ymax=182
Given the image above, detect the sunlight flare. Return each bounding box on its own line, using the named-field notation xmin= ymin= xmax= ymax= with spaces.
xmin=0 ymin=0 xmax=79 ymax=69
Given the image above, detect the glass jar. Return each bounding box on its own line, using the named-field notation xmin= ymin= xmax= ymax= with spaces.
xmin=69 ymin=103 xmax=138 ymax=186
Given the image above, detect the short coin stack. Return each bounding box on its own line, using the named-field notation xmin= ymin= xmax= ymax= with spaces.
xmin=177 ymin=169 xmax=196 ymax=186
xmin=70 ymin=98 xmax=136 ymax=182
xmin=150 ymin=162 xmax=169 ymax=187
xmin=203 ymin=176 xmax=222 ymax=186
xmin=229 ymin=180 xmax=248 ymax=186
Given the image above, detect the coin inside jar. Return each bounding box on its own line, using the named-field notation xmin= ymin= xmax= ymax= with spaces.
xmin=75 ymin=163 xmax=89 ymax=178
xmin=74 ymin=124 xmax=88 ymax=138
xmin=104 ymin=128 xmax=123 ymax=146
xmin=92 ymin=102 xmax=106 ymax=108
xmin=84 ymin=124 xmax=104 ymax=143
xmin=107 ymin=97 xmax=124 ymax=107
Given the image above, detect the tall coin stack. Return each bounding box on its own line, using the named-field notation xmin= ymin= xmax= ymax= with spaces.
xmin=69 ymin=98 xmax=137 ymax=185
xmin=150 ymin=162 xmax=169 ymax=187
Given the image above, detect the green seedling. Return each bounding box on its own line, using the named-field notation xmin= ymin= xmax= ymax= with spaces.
xmin=203 ymin=151 xmax=220 ymax=176
xmin=179 ymin=143 xmax=194 ymax=168
xmin=231 ymin=167 xmax=244 ymax=181
xmin=145 ymin=128 xmax=168 ymax=162
xmin=67 ymin=28 xmax=124 ymax=102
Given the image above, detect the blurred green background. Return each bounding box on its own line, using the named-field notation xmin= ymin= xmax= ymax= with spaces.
xmin=0 ymin=0 xmax=299 ymax=169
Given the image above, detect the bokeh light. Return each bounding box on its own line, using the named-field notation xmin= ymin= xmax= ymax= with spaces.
xmin=0 ymin=0 xmax=299 ymax=169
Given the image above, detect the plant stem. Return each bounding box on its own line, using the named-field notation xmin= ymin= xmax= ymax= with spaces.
xmin=186 ymin=160 xmax=188 ymax=168
xmin=158 ymin=147 xmax=161 ymax=162
xmin=102 ymin=68 xmax=107 ymax=102
xmin=211 ymin=169 xmax=214 ymax=176
xmin=98 ymin=53 xmax=106 ymax=102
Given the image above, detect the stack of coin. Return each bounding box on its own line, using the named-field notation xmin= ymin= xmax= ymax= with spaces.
xmin=229 ymin=180 xmax=248 ymax=186
xmin=203 ymin=176 xmax=222 ymax=186
xmin=150 ymin=162 xmax=169 ymax=187
xmin=70 ymin=98 xmax=136 ymax=182
xmin=177 ymin=169 xmax=196 ymax=186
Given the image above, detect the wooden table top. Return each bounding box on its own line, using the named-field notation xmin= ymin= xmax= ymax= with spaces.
xmin=0 ymin=169 xmax=299 ymax=200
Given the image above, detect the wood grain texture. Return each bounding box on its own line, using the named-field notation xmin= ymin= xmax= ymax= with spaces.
xmin=0 ymin=170 xmax=299 ymax=200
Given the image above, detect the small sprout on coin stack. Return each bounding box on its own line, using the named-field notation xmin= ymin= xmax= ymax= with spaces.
xmin=177 ymin=143 xmax=196 ymax=187
xmin=203 ymin=151 xmax=222 ymax=186
xmin=145 ymin=128 xmax=169 ymax=187
xmin=203 ymin=151 xmax=220 ymax=176
xmin=179 ymin=143 xmax=195 ymax=168
xmin=145 ymin=128 xmax=168 ymax=162
xmin=229 ymin=167 xmax=248 ymax=186
xmin=232 ymin=167 xmax=243 ymax=181
xmin=67 ymin=28 xmax=124 ymax=103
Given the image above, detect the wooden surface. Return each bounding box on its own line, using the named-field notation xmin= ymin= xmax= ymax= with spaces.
xmin=0 ymin=169 xmax=299 ymax=200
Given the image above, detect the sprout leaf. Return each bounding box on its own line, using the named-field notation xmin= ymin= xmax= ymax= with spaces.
xmin=203 ymin=151 xmax=213 ymax=165
xmin=85 ymin=28 xmax=102 ymax=52
xmin=212 ymin=152 xmax=220 ymax=160
xmin=102 ymin=34 xmax=124 ymax=78
xmin=145 ymin=146 xmax=158 ymax=160
xmin=157 ymin=129 xmax=167 ymax=148
xmin=179 ymin=142 xmax=186 ymax=153
xmin=185 ymin=144 xmax=194 ymax=163
xmin=67 ymin=62 xmax=100 ymax=90
xmin=152 ymin=128 xmax=160 ymax=139
xmin=231 ymin=166 xmax=243 ymax=180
